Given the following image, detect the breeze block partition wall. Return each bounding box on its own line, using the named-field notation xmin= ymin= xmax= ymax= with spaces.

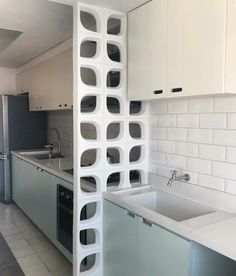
xmin=73 ymin=2 xmax=149 ymax=275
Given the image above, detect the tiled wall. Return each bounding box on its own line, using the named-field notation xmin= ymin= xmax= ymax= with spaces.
xmin=150 ymin=96 xmax=236 ymax=195
xmin=47 ymin=110 xmax=73 ymax=156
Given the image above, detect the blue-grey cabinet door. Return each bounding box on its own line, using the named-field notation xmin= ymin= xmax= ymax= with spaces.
xmin=103 ymin=200 xmax=139 ymax=276
xmin=138 ymin=217 xmax=190 ymax=276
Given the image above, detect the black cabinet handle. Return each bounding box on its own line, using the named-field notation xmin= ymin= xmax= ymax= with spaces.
xmin=154 ymin=90 xmax=163 ymax=95
xmin=125 ymin=210 xmax=135 ymax=218
xmin=172 ymin=88 xmax=183 ymax=93
xmin=142 ymin=218 xmax=152 ymax=227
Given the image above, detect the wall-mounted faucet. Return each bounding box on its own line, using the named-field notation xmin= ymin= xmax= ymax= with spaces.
xmin=167 ymin=170 xmax=190 ymax=187
xmin=49 ymin=128 xmax=62 ymax=158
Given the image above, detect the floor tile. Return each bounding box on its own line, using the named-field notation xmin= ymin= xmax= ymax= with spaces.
xmin=0 ymin=203 xmax=72 ymax=276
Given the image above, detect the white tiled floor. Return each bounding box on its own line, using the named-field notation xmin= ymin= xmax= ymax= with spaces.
xmin=0 ymin=202 xmax=73 ymax=276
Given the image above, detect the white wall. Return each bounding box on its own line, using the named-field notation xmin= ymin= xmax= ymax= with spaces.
xmin=150 ymin=95 xmax=236 ymax=196
xmin=0 ymin=67 xmax=16 ymax=94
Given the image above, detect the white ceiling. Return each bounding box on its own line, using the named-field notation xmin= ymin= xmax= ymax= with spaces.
xmin=0 ymin=0 xmax=73 ymax=68
xmin=52 ymin=0 xmax=151 ymax=13
xmin=79 ymin=0 xmax=150 ymax=12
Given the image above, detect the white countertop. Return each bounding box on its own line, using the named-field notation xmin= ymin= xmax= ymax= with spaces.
xmin=104 ymin=175 xmax=236 ymax=262
xmin=11 ymin=150 xmax=73 ymax=184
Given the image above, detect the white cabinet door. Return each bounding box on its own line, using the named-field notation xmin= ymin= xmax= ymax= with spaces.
xmin=167 ymin=0 xmax=226 ymax=97
xmin=128 ymin=0 xmax=167 ymax=100
xmin=16 ymin=48 xmax=73 ymax=111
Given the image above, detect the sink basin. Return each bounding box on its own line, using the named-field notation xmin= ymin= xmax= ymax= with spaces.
xmin=32 ymin=154 xmax=64 ymax=160
xmin=125 ymin=190 xmax=214 ymax=222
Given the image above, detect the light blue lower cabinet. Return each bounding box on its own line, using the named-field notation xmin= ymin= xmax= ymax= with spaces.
xmin=138 ymin=216 xmax=189 ymax=276
xmin=103 ymin=199 xmax=236 ymax=276
xmin=12 ymin=155 xmax=53 ymax=239
xmin=103 ymin=200 xmax=139 ymax=276
xmin=12 ymin=155 xmax=73 ymax=262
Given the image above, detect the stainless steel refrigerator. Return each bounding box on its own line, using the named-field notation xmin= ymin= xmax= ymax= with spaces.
xmin=0 ymin=94 xmax=47 ymax=203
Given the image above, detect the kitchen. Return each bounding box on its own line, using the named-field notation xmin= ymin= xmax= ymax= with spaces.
xmin=2 ymin=0 xmax=236 ymax=276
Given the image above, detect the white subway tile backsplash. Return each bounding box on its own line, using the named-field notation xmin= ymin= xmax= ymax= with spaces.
xmin=150 ymin=116 xmax=157 ymax=127
xmin=199 ymin=114 xmax=226 ymax=129
xmin=198 ymin=174 xmax=225 ymax=191
xmin=225 ymin=180 xmax=236 ymax=195
xmin=166 ymin=154 xmax=186 ymax=170
xmin=214 ymin=96 xmax=236 ymax=113
xmin=175 ymin=142 xmax=198 ymax=157
xmin=150 ymin=151 xmax=166 ymax=165
xmin=149 ymin=95 xmax=236 ymax=195
xmin=156 ymin=165 xmax=172 ymax=178
xmin=188 ymin=129 xmax=212 ymax=144
xmin=150 ymin=140 xmax=157 ymax=152
xmin=182 ymin=170 xmax=198 ymax=185
xmin=176 ymin=114 xmax=199 ymax=128
xmin=157 ymin=140 xmax=175 ymax=154
xmin=186 ymin=158 xmax=211 ymax=175
xmin=212 ymin=161 xmax=236 ymax=180
xmin=213 ymin=130 xmax=236 ymax=146
xmin=150 ymin=101 xmax=167 ymax=114
xmin=156 ymin=114 xmax=176 ymax=127
xmin=226 ymin=147 xmax=236 ymax=164
xmin=150 ymin=127 xmax=166 ymax=140
xmin=199 ymin=144 xmax=225 ymax=161
xmin=188 ymin=98 xmax=213 ymax=113
xmin=168 ymin=100 xmax=188 ymax=113
xmin=167 ymin=128 xmax=187 ymax=141
xmin=149 ymin=163 xmax=157 ymax=174
xmin=227 ymin=114 xmax=236 ymax=129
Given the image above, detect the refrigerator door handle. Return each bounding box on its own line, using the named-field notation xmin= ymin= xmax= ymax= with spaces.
xmin=0 ymin=154 xmax=9 ymax=160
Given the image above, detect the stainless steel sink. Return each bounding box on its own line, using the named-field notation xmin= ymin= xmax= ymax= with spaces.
xmin=124 ymin=190 xmax=214 ymax=222
xmin=32 ymin=154 xmax=64 ymax=160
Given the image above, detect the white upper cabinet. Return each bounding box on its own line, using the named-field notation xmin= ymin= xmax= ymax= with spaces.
xmin=16 ymin=48 xmax=73 ymax=111
xmin=128 ymin=0 xmax=236 ymax=100
xmin=128 ymin=0 xmax=167 ymax=100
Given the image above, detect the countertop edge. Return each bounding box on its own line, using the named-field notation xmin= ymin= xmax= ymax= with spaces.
xmin=11 ymin=151 xmax=73 ymax=184
xmin=103 ymin=189 xmax=236 ymax=262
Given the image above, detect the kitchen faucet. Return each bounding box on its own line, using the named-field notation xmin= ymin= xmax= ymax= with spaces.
xmin=49 ymin=128 xmax=62 ymax=158
xmin=167 ymin=170 xmax=190 ymax=187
